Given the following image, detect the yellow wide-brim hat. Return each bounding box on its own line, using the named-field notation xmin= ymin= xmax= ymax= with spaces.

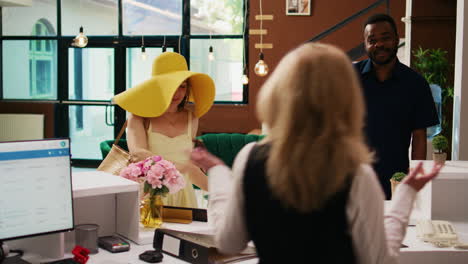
xmin=113 ymin=52 xmax=215 ymax=118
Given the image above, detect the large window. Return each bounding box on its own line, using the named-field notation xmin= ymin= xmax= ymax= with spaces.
xmin=30 ymin=19 xmax=56 ymax=99
xmin=1 ymin=0 xmax=247 ymax=165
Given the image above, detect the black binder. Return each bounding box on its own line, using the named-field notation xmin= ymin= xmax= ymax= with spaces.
xmin=153 ymin=228 xmax=256 ymax=264
xmin=163 ymin=206 xmax=208 ymax=222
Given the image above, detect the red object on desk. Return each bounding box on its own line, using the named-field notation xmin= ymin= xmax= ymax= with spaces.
xmin=72 ymin=246 xmax=90 ymax=264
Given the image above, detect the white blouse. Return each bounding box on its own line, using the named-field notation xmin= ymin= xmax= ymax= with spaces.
xmin=207 ymin=142 xmax=417 ymax=264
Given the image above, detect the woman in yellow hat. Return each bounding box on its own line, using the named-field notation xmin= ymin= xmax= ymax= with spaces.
xmin=113 ymin=52 xmax=215 ymax=208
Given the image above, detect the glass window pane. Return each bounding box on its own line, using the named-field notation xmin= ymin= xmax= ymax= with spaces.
xmin=46 ymin=40 xmax=52 ymax=52
xmin=191 ymin=0 xmax=244 ymax=35
xmin=61 ymin=0 xmax=118 ymax=36
xmin=3 ymin=40 xmax=57 ymax=100
xmin=2 ymin=0 xmax=57 ymax=36
xmin=37 ymin=61 xmax=52 ymax=94
xmin=190 ymin=39 xmax=244 ymax=102
xmin=69 ymin=105 xmax=113 ymax=160
xmin=123 ymin=0 xmax=182 ymax=35
xmin=126 ymin=47 xmax=174 ymax=89
xmin=68 ymin=48 xmax=115 ymax=101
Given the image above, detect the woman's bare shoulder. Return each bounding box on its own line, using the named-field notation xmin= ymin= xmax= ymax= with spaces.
xmin=128 ymin=113 xmax=144 ymax=121
xmin=128 ymin=113 xmax=151 ymax=130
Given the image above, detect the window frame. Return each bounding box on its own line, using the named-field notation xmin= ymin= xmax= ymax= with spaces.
xmin=0 ymin=0 xmax=248 ymax=166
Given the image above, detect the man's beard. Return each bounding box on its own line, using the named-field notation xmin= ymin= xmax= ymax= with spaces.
xmin=367 ymin=45 xmax=398 ymax=65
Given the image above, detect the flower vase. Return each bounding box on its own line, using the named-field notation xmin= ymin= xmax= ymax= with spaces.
xmin=140 ymin=194 xmax=163 ymax=228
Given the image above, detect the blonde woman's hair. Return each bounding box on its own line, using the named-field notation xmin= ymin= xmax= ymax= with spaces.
xmin=257 ymin=43 xmax=372 ymax=212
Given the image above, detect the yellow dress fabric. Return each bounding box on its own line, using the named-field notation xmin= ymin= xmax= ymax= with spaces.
xmin=146 ymin=111 xmax=197 ymax=208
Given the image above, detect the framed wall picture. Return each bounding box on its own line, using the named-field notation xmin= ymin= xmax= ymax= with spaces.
xmin=286 ymin=0 xmax=310 ymax=16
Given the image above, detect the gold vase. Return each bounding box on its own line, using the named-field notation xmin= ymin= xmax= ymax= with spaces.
xmin=140 ymin=194 xmax=163 ymax=228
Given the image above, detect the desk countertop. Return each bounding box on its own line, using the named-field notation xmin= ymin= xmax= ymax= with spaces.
xmin=70 ymin=223 xmax=468 ymax=264
xmin=21 ymin=221 xmax=256 ymax=264
xmin=56 ymin=166 xmax=468 ymax=263
xmin=19 ymin=221 xmax=468 ymax=264
xmin=410 ymin=160 xmax=468 ymax=180
xmin=72 ymin=170 xmax=139 ymax=198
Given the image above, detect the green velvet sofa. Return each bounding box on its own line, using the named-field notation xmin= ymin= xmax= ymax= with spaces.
xmin=99 ymin=133 xmax=265 ymax=168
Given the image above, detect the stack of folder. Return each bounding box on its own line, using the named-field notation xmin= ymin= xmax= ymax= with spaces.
xmin=153 ymin=228 xmax=257 ymax=264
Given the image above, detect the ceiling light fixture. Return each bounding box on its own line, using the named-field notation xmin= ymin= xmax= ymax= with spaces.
xmin=254 ymin=0 xmax=268 ymax=77
xmin=254 ymin=52 xmax=269 ymax=77
xmin=73 ymin=26 xmax=88 ymax=48
xmin=208 ymin=30 xmax=215 ymax=61
xmin=241 ymin=0 xmax=249 ymax=84
xmin=162 ymin=35 xmax=167 ymax=52
xmin=141 ymin=35 xmax=147 ymax=60
xmin=72 ymin=1 xmax=88 ymax=48
xmin=208 ymin=46 xmax=215 ymax=61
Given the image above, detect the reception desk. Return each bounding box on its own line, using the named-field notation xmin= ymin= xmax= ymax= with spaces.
xmin=397 ymin=160 xmax=468 ymax=263
xmin=10 ymin=161 xmax=468 ymax=263
xmin=17 ymin=221 xmax=467 ymax=264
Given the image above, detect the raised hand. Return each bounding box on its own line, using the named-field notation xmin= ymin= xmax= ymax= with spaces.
xmin=402 ymin=162 xmax=443 ymax=191
xmin=190 ymin=147 xmax=224 ymax=172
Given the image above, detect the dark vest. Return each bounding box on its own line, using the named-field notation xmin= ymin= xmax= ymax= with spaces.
xmin=243 ymin=144 xmax=356 ymax=264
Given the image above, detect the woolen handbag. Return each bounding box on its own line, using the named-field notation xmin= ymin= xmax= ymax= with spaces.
xmin=97 ymin=120 xmax=133 ymax=175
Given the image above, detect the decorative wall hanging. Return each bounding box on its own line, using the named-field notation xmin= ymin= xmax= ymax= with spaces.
xmin=286 ymin=0 xmax=311 ymax=16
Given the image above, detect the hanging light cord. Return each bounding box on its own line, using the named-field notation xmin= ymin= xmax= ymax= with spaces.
xmin=179 ymin=34 xmax=182 ymax=53
xmin=80 ymin=0 xmax=83 ymax=29
xmin=142 ymin=35 xmax=145 ymax=47
xmin=242 ymin=0 xmax=248 ymax=72
xmin=259 ymin=0 xmax=263 ymax=53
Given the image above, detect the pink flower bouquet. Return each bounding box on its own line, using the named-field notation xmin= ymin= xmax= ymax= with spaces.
xmin=120 ymin=155 xmax=186 ymax=197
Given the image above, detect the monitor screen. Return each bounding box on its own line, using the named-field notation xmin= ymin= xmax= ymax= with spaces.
xmin=0 ymin=139 xmax=74 ymax=241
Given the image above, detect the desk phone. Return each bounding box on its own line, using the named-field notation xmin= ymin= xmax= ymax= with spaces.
xmin=416 ymin=220 xmax=458 ymax=246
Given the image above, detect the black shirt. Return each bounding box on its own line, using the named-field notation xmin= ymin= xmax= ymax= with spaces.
xmin=354 ymin=59 xmax=439 ymax=199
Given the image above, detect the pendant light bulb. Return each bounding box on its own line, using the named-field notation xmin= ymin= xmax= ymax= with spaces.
xmin=208 ymin=46 xmax=215 ymax=61
xmin=241 ymin=74 xmax=249 ymax=85
xmin=162 ymin=45 xmax=167 ymax=52
xmin=141 ymin=46 xmax=147 ymax=61
xmin=73 ymin=26 xmax=88 ymax=48
xmin=254 ymin=52 xmax=269 ymax=77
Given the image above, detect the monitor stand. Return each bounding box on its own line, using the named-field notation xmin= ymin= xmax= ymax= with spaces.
xmin=3 ymin=255 xmax=32 ymax=264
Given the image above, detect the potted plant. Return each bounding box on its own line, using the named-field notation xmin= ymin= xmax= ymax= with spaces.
xmin=390 ymin=172 xmax=406 ymax=196
xmin=412 ymin=47 xmax=454 ymax=146
xmin=432 ymin=134 xmax=449 ymax=164
xmin=413 ymin=47 xmax=449 ymax=90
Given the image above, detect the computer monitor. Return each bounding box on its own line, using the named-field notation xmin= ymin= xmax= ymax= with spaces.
xmin=0 ymin=139 xmax=74 ymax=243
